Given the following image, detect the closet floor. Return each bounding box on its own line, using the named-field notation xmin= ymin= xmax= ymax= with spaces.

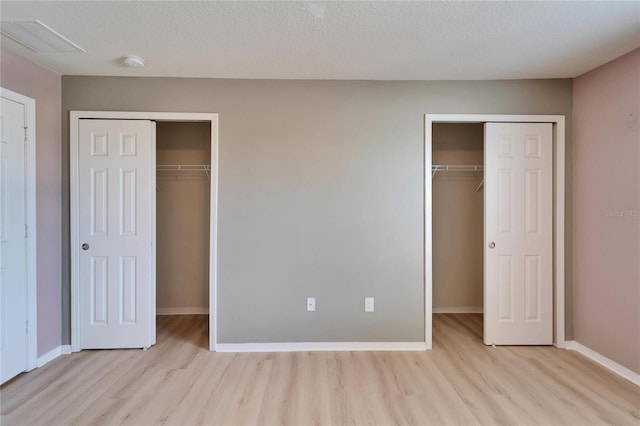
xmin=1 ymin=314 xmax=638 ymax=425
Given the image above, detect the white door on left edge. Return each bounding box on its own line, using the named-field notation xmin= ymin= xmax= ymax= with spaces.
xmin=0 ymin=97 xmax=28 ymax=382
xmin=78 ymin=119 xmax=155 ymax=349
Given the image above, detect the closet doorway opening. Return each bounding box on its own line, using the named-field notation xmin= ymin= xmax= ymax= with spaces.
xmin=70 ymin=111 xmax=219 ymax=352
xmin=156 ymin=122 xmax=211 ymax=348
xmin=424 ymin=114 xmax=565 ymax=350
xmin=431 ymin=123 xmax=484 ymax=318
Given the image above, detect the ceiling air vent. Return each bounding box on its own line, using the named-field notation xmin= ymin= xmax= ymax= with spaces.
xmin=0 ymin=20 xmax=85 ymax=53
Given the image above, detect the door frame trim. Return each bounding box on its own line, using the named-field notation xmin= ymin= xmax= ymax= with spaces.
xmin=424 ymin=114 xmax=565 ymax=349
xmin=70 ymin=111 xmax=219 ymax=352
xmin=0 ymin=87 xmax=38 ymax=371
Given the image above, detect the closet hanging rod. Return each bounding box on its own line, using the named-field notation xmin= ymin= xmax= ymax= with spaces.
xmin=431 ymin=165 xmax=483 ymax=172
xmin=432 ymin=164 xmax=483 ymax=178
xmin=156 ymin=165 xmax=211 ymax=171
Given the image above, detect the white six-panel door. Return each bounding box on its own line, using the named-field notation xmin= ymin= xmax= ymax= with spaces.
xmin=0 ymin=97 xmax=28 ymax=382
xmin=484 ymin=122 xmax=553 ymax=345
xmin=78 ymin=119 xmax=155 ymax=349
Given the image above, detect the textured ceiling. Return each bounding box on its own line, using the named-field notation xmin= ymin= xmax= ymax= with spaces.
xmin=1 ymin=1 xmax=639 ymax=80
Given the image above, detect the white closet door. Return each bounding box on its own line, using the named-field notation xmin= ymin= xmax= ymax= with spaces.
xmin=78 ymin=119 xmax=155 ymax=349
xmin=484 ymin=122 xmax=553 ymax=345
xmin=0 ymin=97 xmax=28 ymax=382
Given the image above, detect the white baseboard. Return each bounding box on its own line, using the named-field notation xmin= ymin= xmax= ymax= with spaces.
xmin=216 ymin=342 xmax=427 ymax=353
xmin=156 ymin=307 xmax=208 ymax=315
xmin=565 ymin=341 xmax=640 ymax=386
xmin=433 ymin=307 xmax=483 ymax=314
xmin=37 ymin=345 xmax=71 ymax=368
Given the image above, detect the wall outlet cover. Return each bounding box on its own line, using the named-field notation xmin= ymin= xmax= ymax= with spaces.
xmin=307 ymin=297 xmax=316 ymax=312
xmin=365 ymin=297 xmax=374 ymax=312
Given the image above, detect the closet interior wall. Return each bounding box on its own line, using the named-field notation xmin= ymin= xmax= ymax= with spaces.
xmin=156 ymin=122 xmax=211 ymax=314
xmin=432 ymin=123 xmax=484 ymax=312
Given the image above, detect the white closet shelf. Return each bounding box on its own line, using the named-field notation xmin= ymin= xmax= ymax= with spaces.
xmin=156 ymin=165 xmax=212 ymax=188
xmin=432 ymin=164 xmax=483 ymax=172
xmin=432 ymin=164 xmax=484 ymax=192
xmin=432 ymin=164 xmax=483 ymax=177
xmin=156 ymin=165 xmax=211 ymax=171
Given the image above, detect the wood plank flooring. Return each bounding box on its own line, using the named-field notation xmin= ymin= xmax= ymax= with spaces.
xmin=1 ymin=314 xmax=638 ymax=425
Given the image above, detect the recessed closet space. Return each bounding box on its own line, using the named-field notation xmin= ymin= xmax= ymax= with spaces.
xmin=156 ymin=121 xmax=211 ymax=316
xmin=432 ymin=123 xmax=484 ymax=313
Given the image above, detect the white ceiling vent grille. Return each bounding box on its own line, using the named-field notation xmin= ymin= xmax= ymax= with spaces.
xmin=0 ymin=20 xmax=85 ymax=53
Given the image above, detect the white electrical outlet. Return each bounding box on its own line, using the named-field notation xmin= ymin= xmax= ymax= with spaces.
xmin=307 ymin=297 xmax=316 ymax=312
xmin=365 ymin=297 xmax=374 ymax=312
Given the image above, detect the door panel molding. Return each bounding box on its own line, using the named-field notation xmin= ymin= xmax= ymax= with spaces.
xmin=70 ymin=111 xmax=219 ymax=352
xmin=0 ymin=87 xmax=37 ymax=376
xmin=424 ymin=114 xmax=565 ymax=349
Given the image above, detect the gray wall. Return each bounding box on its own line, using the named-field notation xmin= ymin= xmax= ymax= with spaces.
xmin=62 ymin=77 xmax=573 ymax=343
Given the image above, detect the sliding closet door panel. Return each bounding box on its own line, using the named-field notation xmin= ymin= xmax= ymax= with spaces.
xmin=78 ymin=119 xmax=154 ymax=349
xmin=484 ymin=122 xmax=552 ymax=345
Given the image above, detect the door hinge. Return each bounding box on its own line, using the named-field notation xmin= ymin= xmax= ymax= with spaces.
xmin=24 ymin=127 xmax=28 ymax=143
xmin=25 ymin=224 xmax=29 ymax=238
xmin=26 ymin=320 xmax=29 ymax=335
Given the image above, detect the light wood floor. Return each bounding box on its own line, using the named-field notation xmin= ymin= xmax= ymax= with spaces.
xmin=1 ymin=314 xmax=638 ymax=426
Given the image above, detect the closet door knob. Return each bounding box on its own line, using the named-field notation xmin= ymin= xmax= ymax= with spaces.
xmin=488 ymin=242 xmax=495 ymax=249
xmin=82 ymin=243 xmax=90 ymax=251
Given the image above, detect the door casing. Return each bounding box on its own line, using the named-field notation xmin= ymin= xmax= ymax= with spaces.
xmin=70 ymin=111 xmax=219 ymax=351
xmin=0 ymin=87 xmax=37 ymax=373
xmin=424 ymin=114 xmax=565 ymax=349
